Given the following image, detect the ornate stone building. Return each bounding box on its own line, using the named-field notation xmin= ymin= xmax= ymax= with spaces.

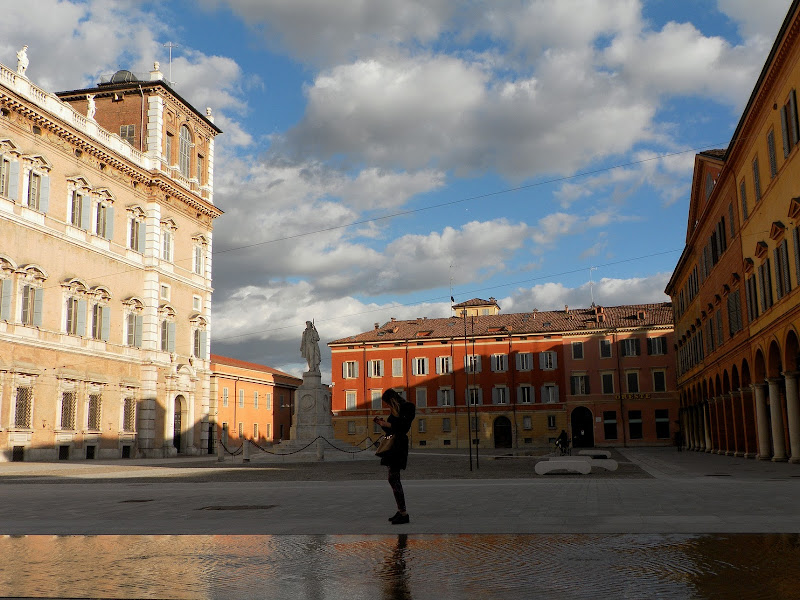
xmin=666 ymin=0 xmax=800 ymax=461
xmin=329 ymin=300 xmax=677 ymax=450
xmin=0 ymin=56 xmax=222 ymax=460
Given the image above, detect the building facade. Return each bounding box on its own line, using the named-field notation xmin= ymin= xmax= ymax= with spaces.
xmin=210 ymin=354 xmax=301 ymax=447
xmin=0 ymin=57 xmax=221 ymax=460
xmin=666 ymin=0 xmax=800 ymax=462
xmin=329 ymin=300 xmax=678 ymax=450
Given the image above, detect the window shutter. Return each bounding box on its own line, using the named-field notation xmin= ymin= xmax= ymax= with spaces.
xmin=647 ymin=338 xmax=653 ymax=355
xmin=791 ymin=90 xmax=799 ymax=145
xmin=540 ymin=385 xmax=546 ymax=403
xmin=378 ymin=360 xmax=384 ymax=376
xmin=38 ymin=176 xmax=49 ymax=213
xmin=492 ymin=387 xmax=499 ymax=404
xmin=342 ymin=362 xmax=347 ymax=379
xmin=81 ymin=197 xmax=92 ymax=231
xmin=101 ymin=306 xmax=110 ymax=341
xmin=76 ymin=299 xmax=87 ymax=335
xmin=782 ymin=240 xmax=792 ymax=293
xmin=412 ymin=359 xmax=418 ymax=376
xmin=353 ymin=361 xmax=358 ymax=378
xmin=0 ymin=279 xmax=11 ymax=320
xmin=478 ymin=388 xmax=483 ymax=405
xmin=553 ymin=385 xmax=559 ymax=403
xmin=585 ymin=378 xmax=590 ymax=395
xmin=167 ymin=321 xmax=176 ymax=352
xmin=32 ymin=288 xmax=43 ymax=327
xmin=199 ymin=330 xmax=208 ymax=359
xmin=7 ymin=161 xmax=19 ymax=200
xmin=539 ymin=352 xmax=545 ymax=369
xmin=105 ymin=205 xmax=114 ymax=240
xmin=551 ymin=353 xmax=557 ymax=369
xmin=782 ymin=106 xmax=791 ymax=157
xmin=137 ymin=222 xmax=146 ymax=253
xmin=515 ymin=353 xmax=522 ymax=370
xmin=634 ymin=339 xmax=641 ymax=356
xmin=423 ymin=358 xmax=429 ymax=375
xmin=435 ymin=357 xmax=442 ymax=375
xmin=570 ymin=376 xmax=576 ymax=395
xmin=476 ymin=355 xmax=481 ymax=373
xmin=134 ymin=314 xmax=143 ymax=347
xmin=491 ymin=355 xmax=497 ymax=372
xmin=517 ymin=385 xmax=523 ymax=402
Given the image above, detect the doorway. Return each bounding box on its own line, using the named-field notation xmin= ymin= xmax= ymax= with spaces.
xmin=571 ymin=406 xmax=594 ymax=448
xmin=493 ymin=416 xmax=512 ymax=448
xmin=173 ymin=395 xmax=184 ymax=453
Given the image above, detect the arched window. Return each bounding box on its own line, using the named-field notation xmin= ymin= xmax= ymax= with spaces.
xmin=179 ymin=125 xmax=192 ymax=178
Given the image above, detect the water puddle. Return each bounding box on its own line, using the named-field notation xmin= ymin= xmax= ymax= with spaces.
xmin=0 ymin=533 xmax=797 ymax=599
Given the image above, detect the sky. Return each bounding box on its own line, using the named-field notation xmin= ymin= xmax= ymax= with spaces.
xmin=0 ymin=0 xmax=792 ymax=380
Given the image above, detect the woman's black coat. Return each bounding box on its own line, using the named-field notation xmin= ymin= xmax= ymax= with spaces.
xmin=379 ymin=401 xmax=415 ymax=470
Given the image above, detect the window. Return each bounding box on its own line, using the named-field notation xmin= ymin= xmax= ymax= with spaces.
xmin=26 ymin=171 xmax=44 ymax=210
xmin=69 ymin=191 xmax=87 ymax=228
xmin=0 ymin=156 xmax=15 ymax=199
xmin=0 ymin=276 xmax=10 ymax=321
xmin=343 ymin=361 xmax=358 ymax=379
xmin=438 ymin=388 xmax=453 ymax=406
xmin=238 ymin=422 xmax=243 ymax=437
xmin=746 ymin=274 xmax=760 ymax=323
xmin=467 ymin=387 xmax=482 ymax=405
xmin=254 ymin=391 xmax=259 ymax=410
xmin=626 ymin=372 xmax=639 ymax=393
xmin=716 ymin=309 xmax=724 ymax=348
xmin=126 ymin=310 xmax=143 ymax=348
xmin=253 ymin=423 xmax=259 ymax=439
xmin=193 ymin=295 xmax=202 ymax=311
xmin=436 ymin=355 xmax=452 ymax=374
xmin=193 ymin=244 xmax=205 ymax=275
xmin=600 ymin=339 xmax=612 ymax=358
xmin=120 ymin=124 xmax=135 ymax=145
xmin=415 ymin=387 xmax=427 ymax=407
xmin=601 ymin=373 xmax=614 ymax=394
xmin=727 ymin=290 xmax=743 ymax=337
xmin=128 ymin=211 xmax=145 ymax=253
xmin=412 ymin=357 xmax=429 ymax=376
xmin=65 ymin=296 xmax=85 ymax=336
xmin=752 ymin=156 xmax=762 ymax=202
xmin=367 ymin=359 xmax=384 ymax=378
xmin=603 ymin=411 xmax=618 ymax=440
xmin=239 ymin=389 xmax=244 ymax=408
xmin=647 ymin=337 xmax=667 ymax=356
xmin=516 ymin=352 xmax=533 ymax=371
xmin=655 ymin=409 xmax=670 ymax=439
xmin=392 ymin=358 xmax=403 ymax=377
xmin=95 ymin=202 xmax=113 ymax=239
xmin=740 ymin=180 xmax=748 ymax=221
xmin=570 ymin=375 xmax=589 ymax=395
xmin=547 ymin=415 xmax=556 ymax=429
xmin=620 ymin=338 xmax=641 ymax=357
xmin=123 ymin=397 xmax=136 ymax=432
xmin=347 ymin=421 xmax=356 ymax=435
xmin=465 ymin=354 xmax=481 ymax=373
xmin=266 ymin=423 xmax=271 ymax=439
xmin=21 ymin=283 xmax=43 ymax=327
xmin=775 ymin=240 xmax=792 ymax=300
xmin=179 ymin=125 xmax=192 ymax=178
xmin=523 ymin=416 xmax=532 ymax=430
xmin=345 ymin=391 xmax=357 ymax=410
xmin=91 ymin=303 xmax=110 ymax=341
xmin=162 ymin=228 xmax=173 ymax=262
xmin=418 ymin=419 xmax=426 ymax=433
xmin=193 ymin=328 xmax=207 ymax=359
xmin=541 ymin=384 xmax=559 ymax=403
xmin=492 ymin=386 xmax=508 ymax=404
xmin=781 ymin=89 xmax=799 ymax=156
xmin=160 ymin=318 xmax=176 ymax=352
xmin=442 ymin=418 xmax=451 ymax=432
xmin=768 ymin=130 xmax=778 ymax=177
xmin=628 ymin=410 xmax=643 ymax=439
xmin=266 ymin=393 xmax=272 ymax=409
xmin=758 ymin=258 xmax=774 ymax=312
xmin=87 ymin=393 xmax=102 ymax=431
xmin=197 ymin=154 xmax=205 ymax=184
xmin=15 ymin=386 xmax=32 ymax=429
xmin=653 ymin=370 xmax=666 ymax=393
xmin=60 ymin=391 xmax=76 ymax=430
xmin=371 ymin=389 xmax=382 ymax=409
xmin=222 ymin=388 xmax=229 ymax=407
xmin=539 ymin=351 xmax=557 ymax=370
xmin=518 ymin=385 xmax=532 ymax=404
xmin=491 ymin=354 xmax=508 ymax=372
xmin=572 ymin=342 xmax=584 ymax=359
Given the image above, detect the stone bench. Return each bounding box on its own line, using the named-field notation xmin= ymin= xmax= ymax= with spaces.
xmin=578 ymin=449 xmax=611 ymax=459
xmin=535 ymin=459 xmax=591 ymax=475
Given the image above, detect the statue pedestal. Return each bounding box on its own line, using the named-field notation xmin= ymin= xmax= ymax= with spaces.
xmin=290 ymin=371 xmax=336 ymax=442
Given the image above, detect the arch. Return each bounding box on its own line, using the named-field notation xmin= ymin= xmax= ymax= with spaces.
xmin=173 ymin=394 xmax=187 ymax=453
xmin=731 ymin=364 xmax=740 ymax=390
xmin=741 ymin=359 xmax=752 ymax=387
xmin=90 ymin=285 xmax=112 ymax=301
xmin=18 ymin=264 xmax=48 ymax=280
xmin=570 ymin=406 xmax=594 ymax=448
xmin=768 ymin=340 xmax=783 ymax=379
xmin=62 ymin=277 xmax=89 ymax=292
xmin=722 ymin=370 xmax=731 ymax=394
xmin=714 ymin=374 xmax=722 ymax=397
xmin=0 ymin=254 xmax=18 ymax=271
xmin=784 ymin=329 xmax=800 ymax=373
xmin=492 ymin=416 xmax=512 ymax=449
xmin=123 ymin=296 xmax=145 ymax=310
xmin=754 ymin=348 xmax=767 ymax=383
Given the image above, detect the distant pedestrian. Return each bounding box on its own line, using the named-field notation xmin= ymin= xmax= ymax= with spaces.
xmin=374 ymin=389 xmax=415 ymax=525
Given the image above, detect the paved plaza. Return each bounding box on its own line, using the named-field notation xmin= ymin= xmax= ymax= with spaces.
xmin=2 ymin=447 xmax=800 ymax=536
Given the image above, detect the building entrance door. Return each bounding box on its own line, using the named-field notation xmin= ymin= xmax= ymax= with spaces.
xmin=571 ymin=406 xmax=594 ymax=448
xmin=173 ymin=399 xmax=182 ymax=453
xmin=493 ymin=416 xmax=512 ymax=448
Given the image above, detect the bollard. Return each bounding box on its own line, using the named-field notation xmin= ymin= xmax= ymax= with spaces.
xmin=243 ymin=438 xmax=250 ymax=462
xmin=217 ymin=439 xmax=224 ymax=462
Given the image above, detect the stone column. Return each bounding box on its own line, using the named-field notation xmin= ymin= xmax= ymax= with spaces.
xmin=721 ymin=394 xmax=732 ymax=455
xmin=767 ymin=378 xmax=787 ymax=461
xmin=703 ymin=402 xmax=712 ymax=451
xmin=783 ymin=371 xmax=800 ymax=464
xmin=730 ymin=390 xmax=744 ymax=457
xmin=691 ymin=405 xmax=699 ymax=450
xmin=754 ymin=383 xmax=771 ymax=460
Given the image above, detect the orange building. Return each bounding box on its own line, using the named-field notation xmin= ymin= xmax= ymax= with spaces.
xmin=209 ymin=354 xmax=301 ymax=447
xmin=666 ymin=0 xmax=800 ymax=462
xmin=328 ymin=300 xmax=678 ymax=450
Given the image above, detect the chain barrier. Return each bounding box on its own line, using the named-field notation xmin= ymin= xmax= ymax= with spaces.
xmin=243 ymin=435 xmax=380 ymax=457
xmin=219 ymin=440 xmax=244 ymax=456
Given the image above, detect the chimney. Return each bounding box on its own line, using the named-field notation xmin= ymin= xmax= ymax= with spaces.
xmin=374 ymin=322 xmax=380 ymax=330
xmin=391 ymin=317 xmax=396 ymax=322
xmin=564 ymin=305 xmax=569 ymax=314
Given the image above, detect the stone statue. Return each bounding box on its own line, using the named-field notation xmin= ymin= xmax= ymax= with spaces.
xmin=16 ymin=45 xmax=28 ymax=76
xmin=301 ymin=321 xmax=321 ymax=373
xmin=86 ymin=94 xmax=96 ymax=120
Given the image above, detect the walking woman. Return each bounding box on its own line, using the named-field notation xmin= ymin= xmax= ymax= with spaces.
xmin=374 ymin=389 xmax=415 ymax=524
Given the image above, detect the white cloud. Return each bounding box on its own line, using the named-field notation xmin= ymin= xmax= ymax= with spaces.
xmin=717 ymin=0 xmax=791 ymax=40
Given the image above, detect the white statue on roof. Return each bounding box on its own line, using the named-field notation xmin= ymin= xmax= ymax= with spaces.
xmin=86 ymin=94 xmax=96 ymax=120
xmin=16 ymin=45 xmax=28 ymax=76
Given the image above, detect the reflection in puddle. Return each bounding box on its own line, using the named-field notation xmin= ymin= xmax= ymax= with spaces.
xmin=0 ymin=534 xmax=798 ymax=599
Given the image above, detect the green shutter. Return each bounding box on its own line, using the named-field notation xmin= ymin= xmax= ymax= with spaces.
xmin=39 ymin=176 xmax=49 ymax=213
xmin=0 ymin=279 xmax=11 ymax=320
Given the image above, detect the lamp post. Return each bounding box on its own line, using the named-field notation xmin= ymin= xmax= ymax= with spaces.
xmin=455 ymin=296 xmax=474 ymax=472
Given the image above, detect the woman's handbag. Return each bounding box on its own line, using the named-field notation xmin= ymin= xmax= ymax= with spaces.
xmin=375 ymin=434 xmax=395 ymax=457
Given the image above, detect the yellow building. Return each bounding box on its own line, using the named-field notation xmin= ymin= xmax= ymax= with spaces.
xmin=667 ymin=1 xmax=800 ymax=462
xmin=0 ymin=55 xmax=222 ymax=460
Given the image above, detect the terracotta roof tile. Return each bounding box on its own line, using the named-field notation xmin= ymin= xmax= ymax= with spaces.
xmin=210 ymin=354 xmax=302 ymax=384
xmin=329 ymin=303 xmax=673 ymax=345
xmin=451 ymin=297 xmax=498 ymax=308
